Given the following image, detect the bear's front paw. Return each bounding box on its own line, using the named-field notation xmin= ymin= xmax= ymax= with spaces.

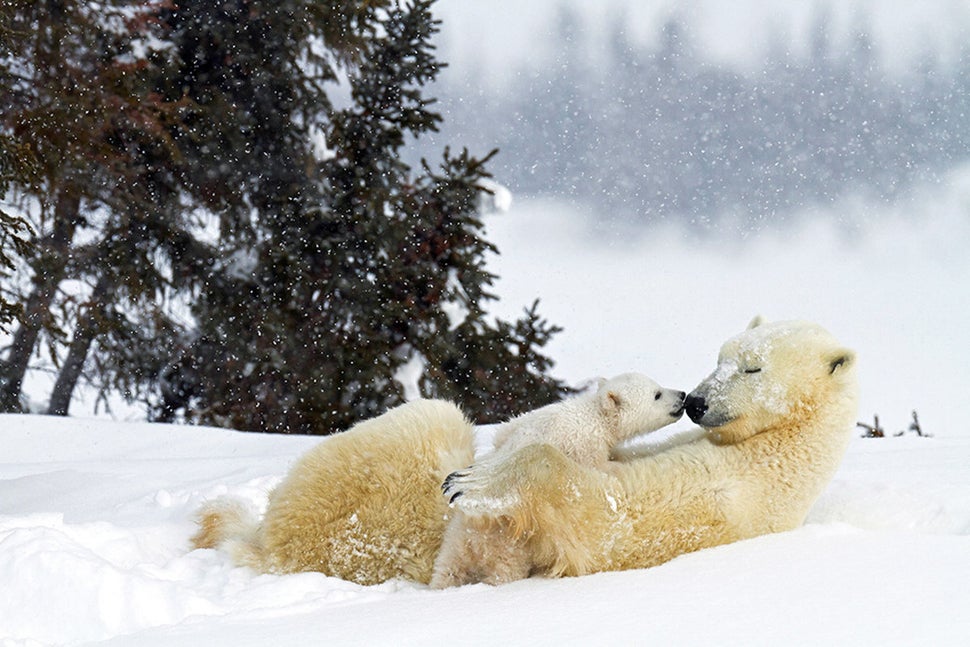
xmin=441 ymin=461 xmax=520 ymax=516
xmin=441 ymin=469 xmax=469 ymax=504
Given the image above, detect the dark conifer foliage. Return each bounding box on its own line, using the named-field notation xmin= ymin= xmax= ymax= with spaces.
xmin=1 ymin=0 xmax=568 ymax=426
xmin=0 ymin=3 xmax=34 ymax=330
xmin=0 ymin=0 xmax=567 ymax=427
xmin=0 ymin=198 xmax=31 ymax=331
xmin=0 ymin=1 xmax=197 ymax=411
xmin=156 ymin=1 xmax=568 ymax=433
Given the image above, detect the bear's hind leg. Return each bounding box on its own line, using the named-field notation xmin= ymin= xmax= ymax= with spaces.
xmin=430 ymin=514 xmax=480 ymax=588
xmin=430 ymin=513 xmax=531 ymax=588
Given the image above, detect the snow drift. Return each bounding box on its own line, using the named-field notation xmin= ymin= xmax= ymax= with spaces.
xmin=1 ymin=413 xmax=968 ymax=646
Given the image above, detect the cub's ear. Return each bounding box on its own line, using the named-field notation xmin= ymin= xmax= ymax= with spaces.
xmin=747 ymin=315 xmax=765 ymax=330
xmin=599 ymin=388 xmax=622 ymax=412
xmin=827 ymin=350 xmax=855 ymax=375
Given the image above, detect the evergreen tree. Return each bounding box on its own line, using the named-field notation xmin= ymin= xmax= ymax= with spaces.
xmin=0 ymin=161 xmax=32 ymax=332
xmin=2 ymin=0 xmax=568 ymax=424
xmin=0 ymin=2 xmax=34 ymax=331
xmin=0 ymin=1 xmax=203 ymax=413
xmin=0 ymin=0 xmax=131 ymax=409
xmin=152 ymin=0 xmax=568 ymax=433
xmin=0 ymin=3 xmax=34 ymax=331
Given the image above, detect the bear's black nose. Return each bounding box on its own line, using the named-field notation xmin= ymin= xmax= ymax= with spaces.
xmin=685 ymin=394 xmax=708 ymax=423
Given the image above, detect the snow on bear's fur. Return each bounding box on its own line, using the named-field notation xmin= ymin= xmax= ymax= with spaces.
xmin=429 ymin=373 xmax=686 ymax=588
xmin=442 ymin=318 xmax=858 ymax=581
xmin=191 ymin=319 xmax=857 ymax=588
xmin=192 ymin=399 xmax=474 ymax=585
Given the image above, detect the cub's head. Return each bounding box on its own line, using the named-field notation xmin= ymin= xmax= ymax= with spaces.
xmin=685 ymin=318 xmax=857 ymax=445
xmin=598 ymin=372 xmax=686 ymax=441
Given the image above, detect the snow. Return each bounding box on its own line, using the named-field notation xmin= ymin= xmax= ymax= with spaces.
xmin=4 ymin=133 xmax=968 ymax=647
xmin=434 ymin=0 xmax=970 ymax=83
xmin=4 ymin=159 xmax=968 ymax=647
xmin=391 ymin=347 xmax=426 ymax=401
xmin=0 ymin=414 xmax=968 ymax=646
xmin=440 ymin=269 xmax=471 ymax=330
xmin=484 ymin=164 xmax=970 ymax=439
xmin=4 ymin=2 xmax=969 ymax=639
xmin=477 ymin=178 xmax=514 ymax=214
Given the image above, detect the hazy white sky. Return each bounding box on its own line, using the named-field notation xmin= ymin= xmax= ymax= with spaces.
xmin=433 ymin=0 xmax=970 ymax=83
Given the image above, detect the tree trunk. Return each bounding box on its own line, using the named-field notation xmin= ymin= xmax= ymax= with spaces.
xmin=0 ymin=188 xmax=81 ymax=411
xmin=47 ymin=275 xmax=111 ymax=416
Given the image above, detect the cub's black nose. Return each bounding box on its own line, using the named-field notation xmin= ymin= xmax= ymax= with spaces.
xmin=672 ymin=391 xmax=688 ymax=415
xmin=685 ymin=394 xmax=708 ymax=423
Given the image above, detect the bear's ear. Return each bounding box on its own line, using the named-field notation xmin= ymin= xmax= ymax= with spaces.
xmin=827 ymin=349 xmax=855 ymax=375
xmin=599 ymin=388 xmax=622 ymax=412
xmin=747 ymin=315 xmax=765 ymax=330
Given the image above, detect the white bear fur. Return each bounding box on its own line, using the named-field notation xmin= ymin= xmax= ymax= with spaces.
xmin=191 ymin=320 xmax=857 ymax=588
xmin=493 ymin=373 xmax=685 ymax=467
xmin=429 ymin=373 xmax=685 ymax=588
xmin=191 ymin=399 xmax=474 ymax=585
xmin=443 ymin=319 xmax=858 ymax=581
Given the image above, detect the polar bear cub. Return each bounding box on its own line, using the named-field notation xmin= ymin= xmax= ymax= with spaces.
xmin=430 ymin=372 xmax=686 ymax=588
xmin=491 ymin=372 xmax=687 ymax=468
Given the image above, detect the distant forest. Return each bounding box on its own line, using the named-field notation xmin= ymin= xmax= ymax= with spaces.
xmin=416 ymin=7 xmax=970 ymax=230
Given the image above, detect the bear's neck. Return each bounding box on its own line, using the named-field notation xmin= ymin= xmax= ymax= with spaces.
xmin=728 ymin=397 xmax=856 ymax=530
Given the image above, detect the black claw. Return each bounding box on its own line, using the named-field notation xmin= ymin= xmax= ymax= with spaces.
xmin=449 ymin=491 xmax=463 ymax=504
xmin=442 ymin=470 xmax=468 ymax=491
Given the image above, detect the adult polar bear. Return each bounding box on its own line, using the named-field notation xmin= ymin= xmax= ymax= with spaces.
xmin=192 ymin=319 xmax=858 ymax=586
xmin=440 ymin=318 xmax=857 ymax=582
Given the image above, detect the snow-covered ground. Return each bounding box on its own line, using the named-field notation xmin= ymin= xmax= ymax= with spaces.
xmin=4 ymin=1 xmax=969 ymax=642
xmin=4 ymin=166 xmax=970 ymax=646
xmin=4 ymin=166 xmax=969 ymax=647
xmin=0 ymin=412 xmax=968 ymax=646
